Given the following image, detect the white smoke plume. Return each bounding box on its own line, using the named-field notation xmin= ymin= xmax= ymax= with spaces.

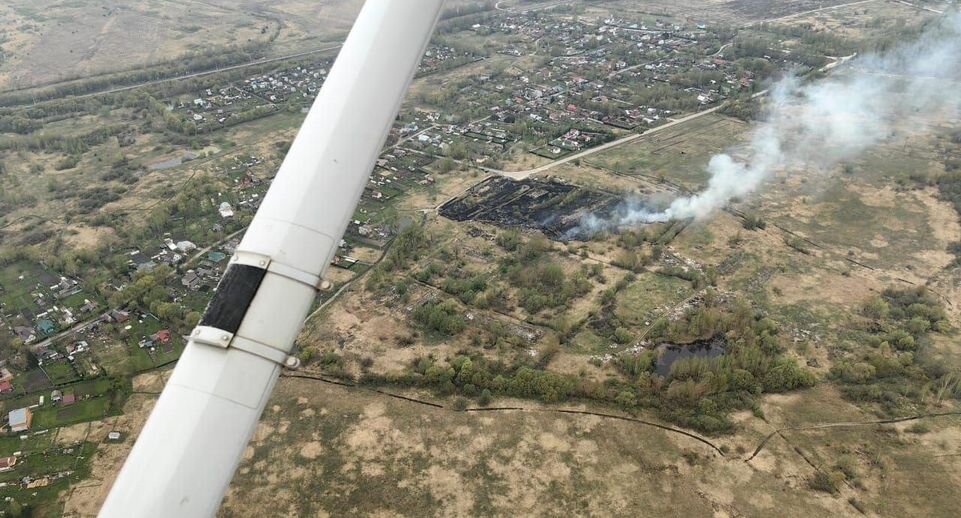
xmin=575 ymin=12 xmax=961 ymax=235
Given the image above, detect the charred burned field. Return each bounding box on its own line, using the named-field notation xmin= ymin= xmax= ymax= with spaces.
xmin=439 ymin=176 xmax=620 ymax=240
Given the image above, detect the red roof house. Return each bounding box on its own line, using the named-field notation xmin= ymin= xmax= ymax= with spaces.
xmin=150 ymin=330 xmax=172 ymax=344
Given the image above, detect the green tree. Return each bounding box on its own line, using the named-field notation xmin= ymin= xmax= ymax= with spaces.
xmin=478 ymin=388 xmax=492 ymax=406
xmin=447 ymin=142 xmax=468 ymax=160
xmin=436 ymin=157 xmax=456 ymax=173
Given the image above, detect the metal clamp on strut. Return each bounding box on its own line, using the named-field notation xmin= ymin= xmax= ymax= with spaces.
xmin=188 ymin=251 xmax=321 ymax=369
xmin=230 ymin=251 xmax=332 ymax=291
xmin=191 ymin=326 xmax=300 ymax=370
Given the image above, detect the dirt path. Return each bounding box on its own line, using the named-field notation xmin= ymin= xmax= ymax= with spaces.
xmin=280 ymin=371 xmax=725 ymax=454
xmin=30 ymin=315 xmax=107 ymax=353
xmin=745 ymin=411 xmax=961 ymax=462
xmin=760 ymin=0 xmax=881 ymax=23
xmin=184 ymin=227 xmax=247 ymax=267
xmin=480 ymin=105 xmax=726 ymax=179
xmin=896 ymin=0 xmax=946 ymax=14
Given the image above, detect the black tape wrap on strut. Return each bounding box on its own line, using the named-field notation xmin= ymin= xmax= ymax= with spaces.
xmin=199 ymin=264 xmax=268 ymax=334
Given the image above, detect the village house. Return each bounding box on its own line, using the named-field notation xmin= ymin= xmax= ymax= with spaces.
xmin=8 ymin=408 xmax=32 ymax=432
xmin=195 ymin=267 xmax=219 ymax=282
xmin=206 ymin=251 xmax=227 ymax=263
xmin=129 ymin=251 xmax=156 ymax=272
xmin=58 ymin=308 xmax=76 ymax=326
xmin=152 ymin=248 xmax=183 ymax=266
xmin=53 ymin=277 xmax=80 ymax=298
xmin=176 ymin=241 xmax=197 ymax=253
xmin=65 ymin=341 xmax=88 ymax=358
xmin=13 ymin=326 xmax=36 ymax=344
xmin=182 ymin=270 xmax=201 ymax=290
xmin=151 ymin=330 xmax=172 ymax=344
xmin=107 ymin=309 xmax=130 ymax=323
xmin=26 ymin=478 xmax=50 ymax=489
xmin=79 ymin=299 xmax=98 ymax=314
xmin=36 ymin=319 xmax=56 ymax=335
xmin=0 ymin=456 xmax=17 ymax=472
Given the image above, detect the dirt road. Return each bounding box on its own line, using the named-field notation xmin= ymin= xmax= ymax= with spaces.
xmin=479 ymin=53 xmax=855 ymax=181
xmin=479 ymin=105 xmax=726 ymax=180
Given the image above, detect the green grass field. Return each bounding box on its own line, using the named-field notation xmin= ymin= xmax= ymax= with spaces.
xmin=586 ymin=114 xmax=749 ymax=188
xmin=615 ymin=272 xmax=694 ymax=327
xmin=32 ymin=397 xmax=111 ymax=430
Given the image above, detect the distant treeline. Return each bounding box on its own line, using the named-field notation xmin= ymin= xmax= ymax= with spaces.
xmin=0 ymin=124 xmax=126 ymax=153
xmin=440 ymin=1 xmax=496 ymax=20
xmin=0 ymin=42 xmax=273 ymax=107
xmin=0 ymin=96 xmax=128 ymax=134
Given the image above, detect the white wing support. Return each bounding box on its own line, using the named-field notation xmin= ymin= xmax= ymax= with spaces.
xmin=99 ymin=1 xmax=446 ymax=516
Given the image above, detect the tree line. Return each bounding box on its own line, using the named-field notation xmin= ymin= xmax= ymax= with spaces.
xmin=0 ymin=42 xmax=275 ymax=107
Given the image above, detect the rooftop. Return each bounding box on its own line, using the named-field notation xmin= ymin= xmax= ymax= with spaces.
xmin=9 ymin=407 xmax=30 ymax=425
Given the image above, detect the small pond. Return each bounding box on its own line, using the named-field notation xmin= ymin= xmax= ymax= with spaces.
xmin=654 ymin=338 xmax=726 ymax=377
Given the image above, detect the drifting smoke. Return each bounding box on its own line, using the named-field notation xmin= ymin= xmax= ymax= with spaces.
xmin=575 ymin=12 xmax=961 ymax=236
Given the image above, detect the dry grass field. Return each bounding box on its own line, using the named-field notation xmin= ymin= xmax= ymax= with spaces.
xmin=0 ymin=0 xmax=499 ymax=91
xmin=0 ymin=0 xmax=275 ymax=90
xmin=0 ymin=1 xmax=955 ymax=516
xmin=217 ymin=377 xmax=961 ymax=517
xmin=256 ymin=79 xmax=961 ymax=515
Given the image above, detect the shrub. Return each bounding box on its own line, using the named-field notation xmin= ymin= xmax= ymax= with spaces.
xmin=442 ymin=274 xmax=488 ymax=304
xmin=383 ymin=224 xmax=429 ymax=271
xmin=808 ymin=472 xmax=839 ymax=494
xmin=862 ymin=296 xmax=890 ymax=320
xmin=613 ymin=327 xmax=633 ymax=344
xmin=742 ymin=213 xmax=767 ymax=230
xmin=785 ymin=237 xmax=811 ymax=255
xmin=511 ymin=261 xmax=590 ymax=314
xmin=905 ymin=422 xmax=930 ymax=434
xmin=478 ymin=388 xmax=493 ymax=406
xmin=412 ymin=299 xmax=466 ymax=336
xmin=496 ymin=229 xmax=521 ymax=251
xmin=835 ymin=456 xmax=859 ymax=482
xmin=848 ymin=498 xmax=867 ymax=514
xmin=612 ymin=250 xmax=646 ymax=272
xmin=55 ymin=155 xmax=81 ymax=170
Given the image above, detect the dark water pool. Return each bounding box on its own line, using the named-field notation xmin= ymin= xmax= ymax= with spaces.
xmin=654 ymin=338 xmax=726 ymax=377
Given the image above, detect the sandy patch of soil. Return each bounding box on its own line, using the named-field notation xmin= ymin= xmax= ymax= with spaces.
xmin=60 ymin=387 xmax=159 ymax=516
xmin=65 ymin=225 xmax=118 ymax=250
